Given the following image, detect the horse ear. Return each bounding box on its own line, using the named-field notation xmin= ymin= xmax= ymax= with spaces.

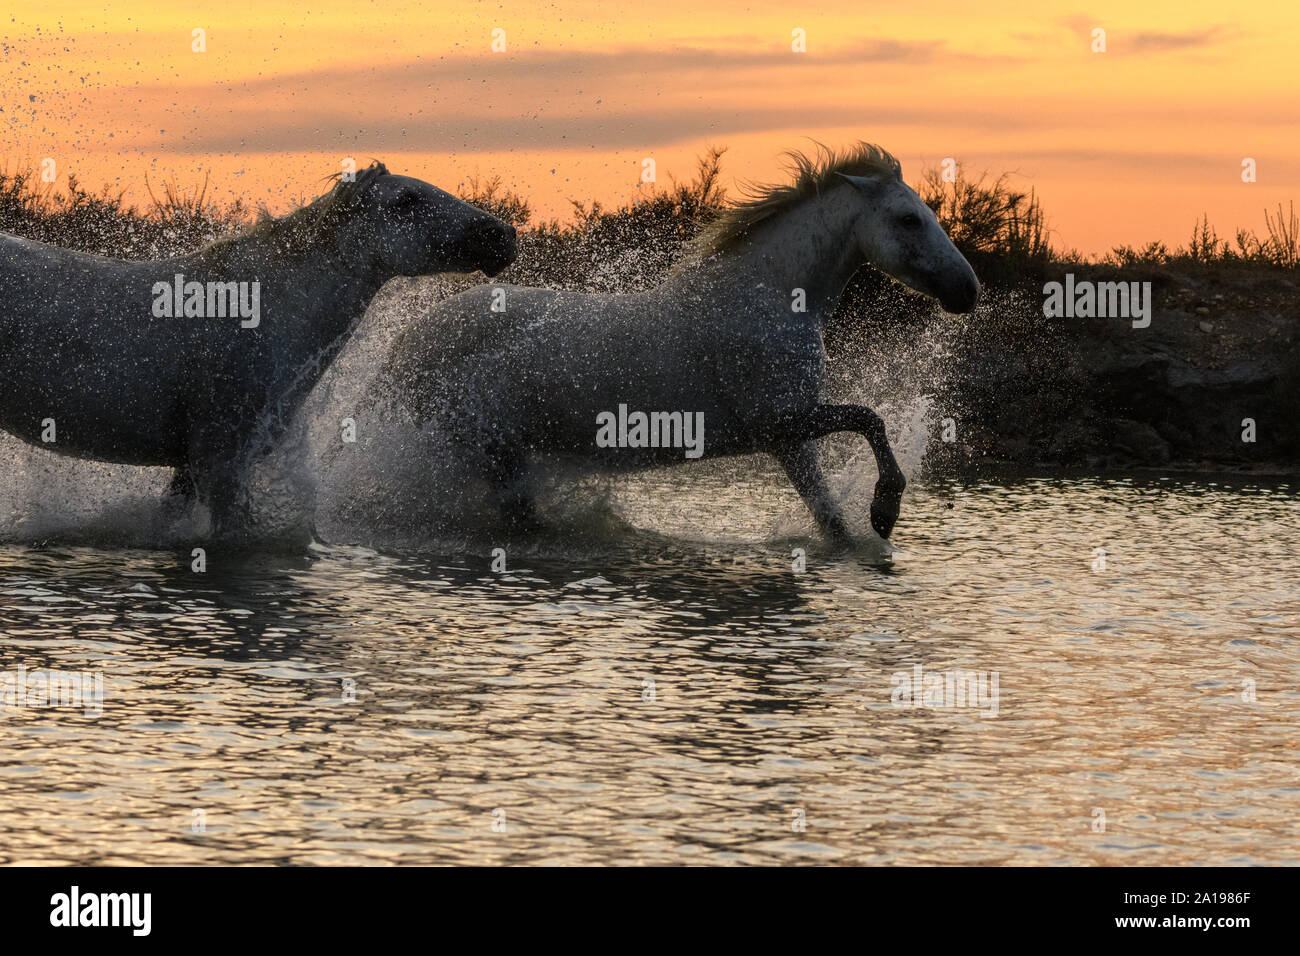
xmin=834 ymin=171 xmax=883 ymax=192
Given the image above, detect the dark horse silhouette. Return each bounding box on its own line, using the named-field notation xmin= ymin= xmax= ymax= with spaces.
xmin=0 ymin=163 xmax=516 ymax=535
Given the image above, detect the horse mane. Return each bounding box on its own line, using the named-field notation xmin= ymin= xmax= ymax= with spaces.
xmin=685 ymin=142 xmax=901 ymax=261
xmin=203 ymin=161 xmax=390 ymax=259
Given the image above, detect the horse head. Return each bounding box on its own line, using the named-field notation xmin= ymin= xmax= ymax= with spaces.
xmin=332 ymin=164 xmax=518 ymax=279
xmin=834 ymin=167 xmax=980 ymax=314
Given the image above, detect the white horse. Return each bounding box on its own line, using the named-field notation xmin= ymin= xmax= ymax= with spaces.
xmin=376 ymin=143 xmax=978 ymax=542
xmin=0 ymin=162 xmax=517 ymax=536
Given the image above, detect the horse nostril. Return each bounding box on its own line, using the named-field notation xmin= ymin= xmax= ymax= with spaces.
xmin=941 ymin=273 xmax=981 ymax=314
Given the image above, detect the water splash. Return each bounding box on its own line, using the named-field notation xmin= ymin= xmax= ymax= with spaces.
xmin=0 ymin=275 xmax=946 ymax=554
xmin=768 ymin=395 xmax=932 ymax=555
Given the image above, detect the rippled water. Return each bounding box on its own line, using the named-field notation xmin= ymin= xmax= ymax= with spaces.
xmin=0 ymin=469 xmax=1296 ymax=865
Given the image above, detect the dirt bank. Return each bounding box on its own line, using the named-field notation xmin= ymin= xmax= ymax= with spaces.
xmin=910 ymin=264 xmax=1300 ymax=474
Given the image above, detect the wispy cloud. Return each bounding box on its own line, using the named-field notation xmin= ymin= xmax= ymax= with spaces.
xmin=140 ymin=104 xmax=1052 ymax=155
xmin=135 ymin=39 xmax=1015 ymax=104
xmin=9 ymin=40 xmax=1028 ymax=154
xmin=1130 ymin=27 xmax=1224 ymax=52
xmin=1057 ymin=16 xmax=1230 ymax=53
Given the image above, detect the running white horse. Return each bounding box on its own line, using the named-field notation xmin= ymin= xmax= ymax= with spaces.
xmin=0 ymin=162 xmax=516 ymax=536
xmin=377 ymin=143 xmax=978 ymax=542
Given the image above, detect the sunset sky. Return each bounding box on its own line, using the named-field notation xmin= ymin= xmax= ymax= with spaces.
xmin=3 ymin=1 xmax=1297 ymax=253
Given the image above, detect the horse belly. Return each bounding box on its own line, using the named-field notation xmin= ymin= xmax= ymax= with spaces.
xmin=0 ymin=389 xmax=184 ymax=466
xmin=0 ymin=339 xmax=186 ymax=466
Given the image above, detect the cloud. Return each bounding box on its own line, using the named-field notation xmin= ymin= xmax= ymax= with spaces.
xmin=972 ymin=148 xmax=1267 ymax=173
xmin=146 ymin=39 xmax=1001 ymax=103
xmin=128 ymin=103 xmax=1056 ymax=155
xmin=1129 ymin=27 xmax=1224 ymax=52
xmin=1057 ymin=16 xmax=1229 ymax=53
xmin=23 ymin=39 xmax=1024 ymax=155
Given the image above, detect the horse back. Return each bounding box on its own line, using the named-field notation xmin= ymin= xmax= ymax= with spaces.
xmin=0 ymin=234 xmax=201 ymax=464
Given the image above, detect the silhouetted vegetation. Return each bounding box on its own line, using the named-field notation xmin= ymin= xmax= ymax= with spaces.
xmin=1107 ymin=203 xmax=1300 ymax=270
xmin=0 ymin=167 xmax=247 ymax=259
xmin=5 ymin=151 xmax=1296 ymax=281
xmin=918 ymin=165 xmax=1053 ymax=284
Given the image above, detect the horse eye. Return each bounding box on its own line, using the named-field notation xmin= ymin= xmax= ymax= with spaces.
xmin=900 ymin=213 xmax=923 ymax=228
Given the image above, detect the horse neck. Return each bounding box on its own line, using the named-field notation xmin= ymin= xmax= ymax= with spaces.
xmin=679 ymin=190 xmax=864 ymax=321
xmin=195 ymin=231 xmax=388 ymax=343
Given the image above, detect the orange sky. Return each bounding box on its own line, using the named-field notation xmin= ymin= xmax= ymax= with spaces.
xmin=3 ymin=1 xmax=1297 ymax=254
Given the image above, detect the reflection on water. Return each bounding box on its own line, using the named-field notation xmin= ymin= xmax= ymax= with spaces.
xmin=0 ymin=471 xmax=1297 ymax=865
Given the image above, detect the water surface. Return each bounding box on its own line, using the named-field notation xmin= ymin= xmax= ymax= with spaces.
xmin=1 ymin=470 xmax=1296 ymax=864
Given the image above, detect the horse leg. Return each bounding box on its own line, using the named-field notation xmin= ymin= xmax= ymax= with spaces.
xmin=812 ymin=404 xmax=906 ymax=538
xmin=770 ymin=404 xmax=906 ymax=539
xmin=191 ymin=459 xmax=250 ymax=540
xmin=775 ymin=440 xmax=853 ymax=543
xmin=209 ymin=480 xmax=253 ymax=539
xmin=160 ymin=463 xmax=199 ymax=524
xmin=484 ymin=443 xmax=538 ymax=534
xmin=166 ymin=464 xmax=196 ymax=501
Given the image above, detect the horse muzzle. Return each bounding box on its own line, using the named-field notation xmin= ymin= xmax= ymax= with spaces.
xmin=939 ymin=268 xmax=981 ymax=314
xmin=473 ymin=222 xmax=518 ymax=277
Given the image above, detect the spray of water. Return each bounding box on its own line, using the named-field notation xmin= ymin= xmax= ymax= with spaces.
xmin=0 ymin=272 xmax=960 ymax=554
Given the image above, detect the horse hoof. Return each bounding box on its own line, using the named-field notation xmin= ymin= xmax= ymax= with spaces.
xmin=870 ymin=498 xmax=900 ymax=539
